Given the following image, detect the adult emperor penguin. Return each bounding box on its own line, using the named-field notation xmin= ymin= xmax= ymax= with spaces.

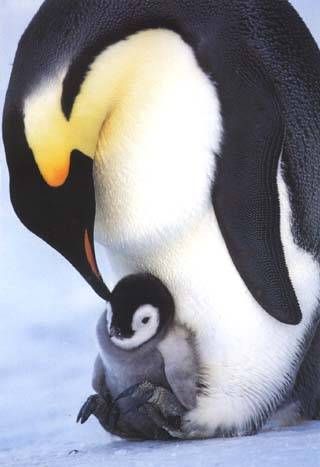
xmin=3 ymin=0 xmax=320 ymax=438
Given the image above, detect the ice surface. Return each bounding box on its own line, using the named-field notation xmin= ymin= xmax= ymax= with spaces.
xmin=1 ymin=1 xmax=320 ymax=466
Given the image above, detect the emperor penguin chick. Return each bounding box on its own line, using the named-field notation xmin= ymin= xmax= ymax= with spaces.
xmin=78 ymin=273 xmax=199 ymax=440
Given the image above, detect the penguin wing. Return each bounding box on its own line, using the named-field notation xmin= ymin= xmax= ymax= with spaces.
xmin=212 ymin=51 xmax=301 ymax=325
xmin=158 ymin=327 xmax=198 ymax=410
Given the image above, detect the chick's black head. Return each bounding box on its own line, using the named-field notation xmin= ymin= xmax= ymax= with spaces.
xmin=108 ymin=273 xmax=175 ymax=340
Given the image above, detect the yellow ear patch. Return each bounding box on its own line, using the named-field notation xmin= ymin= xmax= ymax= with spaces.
xmin=23 ymin=71 xmax=107 ymax=187
xmin=24 ymin=78 xmax=72 ymax=186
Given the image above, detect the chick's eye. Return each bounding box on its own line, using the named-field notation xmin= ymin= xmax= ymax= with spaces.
xmin=142 ymin=317 xmax=150 ymax=325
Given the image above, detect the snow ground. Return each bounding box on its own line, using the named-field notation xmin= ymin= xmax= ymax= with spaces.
xmin=1 ymin=1 xmax=320 ymax=466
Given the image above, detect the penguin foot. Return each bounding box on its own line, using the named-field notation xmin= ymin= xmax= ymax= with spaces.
xmin=110 ymin=381 xmax=185 ymax=437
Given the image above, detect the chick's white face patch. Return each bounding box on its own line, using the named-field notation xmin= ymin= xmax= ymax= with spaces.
xmin=111 ymin=305 xmax=160 ymax=350
xmin=132 ymin=305 xmax=160 ymax=333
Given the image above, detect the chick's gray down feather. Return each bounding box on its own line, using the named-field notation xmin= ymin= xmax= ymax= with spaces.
xmin=94 ymin=312 xmax=198 ymax=411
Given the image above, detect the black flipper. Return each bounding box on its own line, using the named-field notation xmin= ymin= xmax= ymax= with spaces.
xmin=213 ymin=54 xmax=301 ymax=325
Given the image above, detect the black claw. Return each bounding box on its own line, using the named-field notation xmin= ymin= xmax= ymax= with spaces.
xmin=76 ymin=408 xmax=83 ymax=424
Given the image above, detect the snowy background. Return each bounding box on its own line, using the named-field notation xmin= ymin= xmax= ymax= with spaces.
xmin=1 ymin=1 xmax=320 ymax=466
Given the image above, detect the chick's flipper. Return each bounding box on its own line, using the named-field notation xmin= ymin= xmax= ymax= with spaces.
xmin=77 ymin=393 xmax=143 ymax=439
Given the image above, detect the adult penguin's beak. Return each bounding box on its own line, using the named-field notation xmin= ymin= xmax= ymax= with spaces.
xmin=2 ymin=99 xmax=110 ymax=301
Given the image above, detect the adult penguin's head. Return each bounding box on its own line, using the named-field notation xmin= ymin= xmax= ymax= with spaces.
xmin=1 ymin=2 xmax=120 ymax=299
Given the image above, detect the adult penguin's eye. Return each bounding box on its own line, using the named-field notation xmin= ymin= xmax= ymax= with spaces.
xmin=142 ymin=317 xmax=150 ymax=324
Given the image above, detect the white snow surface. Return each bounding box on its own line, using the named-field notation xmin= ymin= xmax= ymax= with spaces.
xmin=1 ymin=1 xmax=320 ymax=466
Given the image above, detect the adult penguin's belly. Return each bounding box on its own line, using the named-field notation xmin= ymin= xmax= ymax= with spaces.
xmin=92 ymin=29 xmax=221 ymax=258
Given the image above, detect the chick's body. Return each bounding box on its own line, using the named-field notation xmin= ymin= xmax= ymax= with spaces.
xmin=88 ymin=273 xmax=199 ymax=438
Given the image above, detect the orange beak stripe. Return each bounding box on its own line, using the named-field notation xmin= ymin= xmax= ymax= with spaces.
xmin=84 ymin=229 xmax=100 ymax=278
